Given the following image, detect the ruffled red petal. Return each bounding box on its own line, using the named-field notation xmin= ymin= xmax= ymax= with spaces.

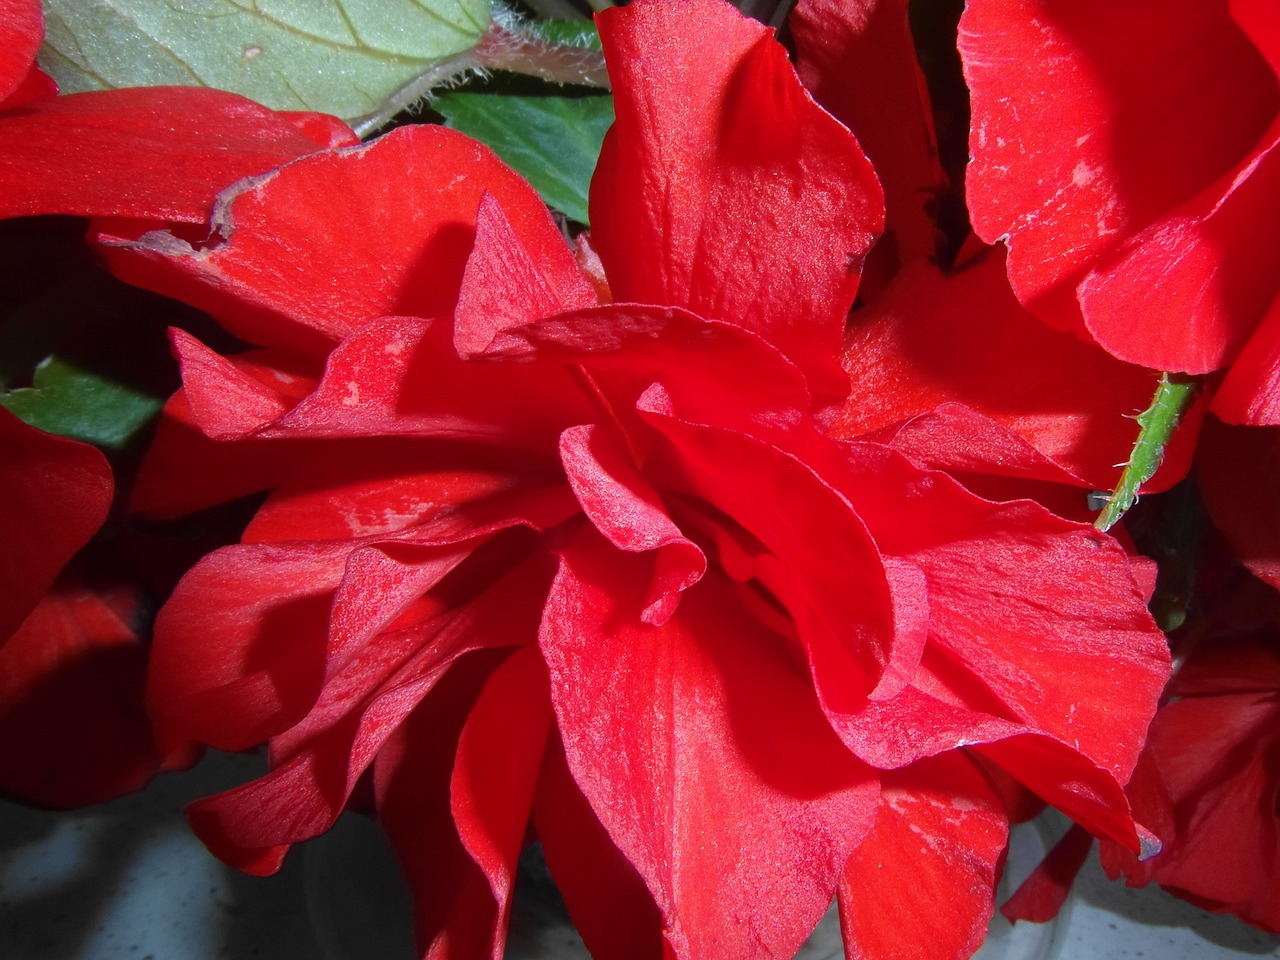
xmin=791 ymin=0 xmax=945 ymax=265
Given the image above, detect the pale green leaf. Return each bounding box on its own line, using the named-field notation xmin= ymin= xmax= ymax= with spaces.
xmin=38 ymin=0 xmax=490 ymax=124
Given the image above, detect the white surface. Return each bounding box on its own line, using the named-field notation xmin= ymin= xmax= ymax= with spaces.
xmin=1 ymin=750 xmax=1278 ymax=959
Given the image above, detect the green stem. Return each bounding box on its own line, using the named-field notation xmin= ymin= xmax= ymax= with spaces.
xmin=1094 ymin=373 xmax=1197 ymax=533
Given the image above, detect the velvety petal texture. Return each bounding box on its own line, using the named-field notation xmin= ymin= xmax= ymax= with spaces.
xmin=118 ymin=3 xmax=1174 ymax=959
xmin=791 ymin=0 xmax=945 ymax=266
xmin=962 ymin=0 xmax=1280 ymax=376
xmin=1 ymin=89 xmax=357 ymax=223
xmin=591 ymin=0 xmax=883 ymax=406
xmin=0 ymin=0 xmax=42 ymax=104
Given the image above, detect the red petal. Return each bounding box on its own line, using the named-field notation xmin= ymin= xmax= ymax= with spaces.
xmin=373 ymin=653 xmax=504 ymax=957
xmin=0 ymin=64 xmax=56 ymax=110
xmin=1000 ymin=823 xmax=1093 ymax=924
xmin=187 ymin=555 xmax=545 ymax=876
xmin=170 ymin=330 xmax=304 ymax=440
xmin=454 ymin=192 xmax=597 ymax=358
xmin=560 ymin=423 xmax=705 ymax=625
xmin=100 ymin=125 xmax=553 ymax=354
xmin=961 ymin=0 xmax=1278 ymax=348
xmin=1213 ymin=288 xmax=1280 ymax=425
xmin=1116 ymin=680 xmax=1280 ymax=930
xmin=839 ymin=753 xmax=1009 ymax=960
xmin=1078 ymin=133 xmax=1280 ymax=373
xmin=0 ymin=410 xmax=112 ymax=642
xmin=831 ymin=251 xmax=1199 ymax=493
xmin=451 ymin=646 xmax=553 ymax=958
xmin=0 ymin=88 xmax=355 ymax=223
xmin=255 ymin=315 xmax=591 ymax=453
xmin=533 ymin=737 xmax=666 ymax=960
xmin=0 ymin=0 xmax=42 ymax=102
xmin=592 ymin=0 xmax=882 ymax=403
xmin=791 ymin=0 xmax=945 ymax=264
xmin=474 ymin=303 xmax=816 ymax=443
xmin=637 ymin=394 xmax=899 ymax=719
xmin=242 ymin=453 xmax=531 ymax=545
xmin=1197 ymin=418 xmax=1280 ymax=591
xmin=815 ymin=441 xmax=1170 ymax=844
xmin=542 ymin=530 xmax=879 ymax=960
xmin=0 ymin=566 xmax=159 ymax=808
xmin=147 ymin=542 xmax=344 ymax=759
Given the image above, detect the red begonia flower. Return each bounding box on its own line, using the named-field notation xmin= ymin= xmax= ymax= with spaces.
xmin=116 ymin=2 xmax=1170 ymax=958
xmin=1100 ymin=574 xmax=1280 ymax=933
xmin=961 ymin=0 xmax=1280 ymax=396
xmin=0 ymin=0 xmax=356 ymax=226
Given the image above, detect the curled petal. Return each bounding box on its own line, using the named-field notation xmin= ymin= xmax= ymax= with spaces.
xmin=560 ymin=423 xmax=705 ymax=625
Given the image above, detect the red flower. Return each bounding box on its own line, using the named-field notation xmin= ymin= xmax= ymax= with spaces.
xmin=108 ymin=2 xmax=1170 ymax=957
xmin=789 ymin=0 xmax=1204 ymax=504
xmin=1100 ymin=573 xmax=1280 ymax=932
xmin=961 ymin=0 xmax=1280 ymax=424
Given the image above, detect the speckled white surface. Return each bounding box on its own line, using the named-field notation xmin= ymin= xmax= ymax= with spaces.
xmin=1 ymin=751 xmax=1278 ymax=960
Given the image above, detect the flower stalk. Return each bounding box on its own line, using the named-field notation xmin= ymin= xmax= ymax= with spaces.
xmin=1095 ymin=373 xmax=1198 ymax=532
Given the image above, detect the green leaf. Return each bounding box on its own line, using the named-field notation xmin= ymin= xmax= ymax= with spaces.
xmin=1 ymin=355 xmax=165 ymax=452
xmin=1094 ymin=372 xmax=1198 ymax=533
xmin=38 ymin=0 xmax=490 ymax=124
xmin=434 ymin=91 xmax=613 ymax=223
